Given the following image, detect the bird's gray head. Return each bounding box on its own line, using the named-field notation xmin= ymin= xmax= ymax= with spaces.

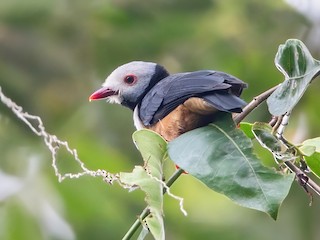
xmin=89 ymin=61 xmax=169 ymax=109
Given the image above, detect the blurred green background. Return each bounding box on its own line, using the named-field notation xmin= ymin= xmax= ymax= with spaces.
xmin=1 ymin=0 xmax=320 ymax=239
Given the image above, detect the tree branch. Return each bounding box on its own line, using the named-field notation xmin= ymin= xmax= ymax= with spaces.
xmin=233 ymin=84 xmax=279 ymax=124
xmin=284 ymin=161 xmax=320 ymax=196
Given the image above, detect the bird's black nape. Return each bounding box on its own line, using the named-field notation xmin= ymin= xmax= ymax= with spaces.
xmin=121 ymin=64 xmax=170 ymax=110
xmin=146 ymin=64 xmax=170 ymax=95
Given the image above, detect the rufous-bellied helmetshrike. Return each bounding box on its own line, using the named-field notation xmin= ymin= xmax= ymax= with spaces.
xmin=89 ymin=61 xmax=247 ymax=141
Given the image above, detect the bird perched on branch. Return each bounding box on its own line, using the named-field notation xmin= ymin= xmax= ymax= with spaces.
xmin=89 ymin=61 xmax=247 ymax=141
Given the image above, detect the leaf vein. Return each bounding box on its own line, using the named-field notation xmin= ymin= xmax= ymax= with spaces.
xmin=211 ymin=123 xmax=270 ymax=205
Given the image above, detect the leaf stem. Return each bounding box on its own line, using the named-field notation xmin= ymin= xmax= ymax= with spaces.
xmin=122 ymin=168 xmax=184 ymax=240
xmin=164 ymin=168 xmax=185 ymax=191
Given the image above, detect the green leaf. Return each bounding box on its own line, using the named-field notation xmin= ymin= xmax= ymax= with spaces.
xmin=299 ymin=137 xmax=320 ymax=178
xmin=239 ymin=122 xmax=255 ymax=139
xmin=299 ymin=145 xmax=316 ymax=157
xmin=168 ymin=114 xmax=294 ymax=220
xmin=267 ymin=39 xmax=320 ymax=116
xmin=300 ymin=137 xmax=320 ymax=152
xmin=252 ymin=122 xmax=282 ymax=153
xmin=120 ymin=130 xmax=167 ymax=240
xmin=304 ymin=153 xmax=320 ymax=179
xmin=132 ymin=129 xmax=167 ymax=180
xmin=252 ymin=122 xmax=296 ymax=162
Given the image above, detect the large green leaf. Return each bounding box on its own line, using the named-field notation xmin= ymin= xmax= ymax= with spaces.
xmin=168 ymin=114 xmax=294 ymax=219
xmin=267 ymin=39 xmax=320 ymax=116
xmin=120 ymin=130 xmax=167 ymax=240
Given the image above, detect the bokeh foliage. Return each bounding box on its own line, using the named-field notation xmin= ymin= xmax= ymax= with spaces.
xmin=1 ymin=0 xmax=320 ymax=239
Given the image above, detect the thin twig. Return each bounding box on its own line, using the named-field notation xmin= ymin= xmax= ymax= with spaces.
xmin=233 ymin=84 xmax=279 ymax=124
xmin=122 ymin=168 xmax=184 ymax=240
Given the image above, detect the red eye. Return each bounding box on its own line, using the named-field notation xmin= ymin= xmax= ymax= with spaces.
xmin=124 ymin=75 xmax=137 ymax=85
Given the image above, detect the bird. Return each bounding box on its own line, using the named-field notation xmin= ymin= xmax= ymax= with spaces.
xmin=89 ymin=61 xmax=247 ymax=142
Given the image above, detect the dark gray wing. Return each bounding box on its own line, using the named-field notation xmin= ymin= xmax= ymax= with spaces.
xmin=139 ymin=70 xmax=247 ymax=126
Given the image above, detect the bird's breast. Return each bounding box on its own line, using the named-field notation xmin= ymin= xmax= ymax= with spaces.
xmin=146 ymin=97 xmax=218 ymax=142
